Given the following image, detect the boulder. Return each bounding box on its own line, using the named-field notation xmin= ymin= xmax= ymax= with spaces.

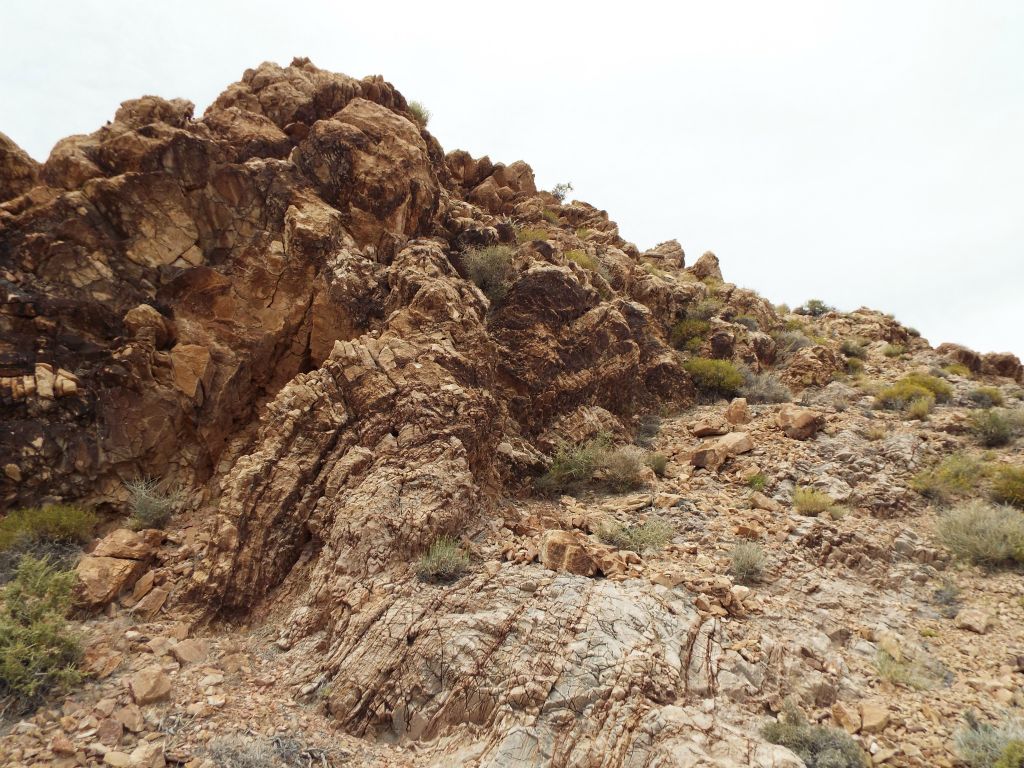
xmin=955 ymin=608 xmax=993 ymax=634
xmin=725 ymin=397 xmax=750 ymax=424
xmin=93 ymin=529 xmax=163 ymax=560
xmin=689 ymin=415 xmax=731 ymax=437
xmin=539 ymin=530 xmax=599 ymax=577
xmin=130 ymin=666 xmax=171 ymax=705
xmin=689 ymin=251 xmax=722 ymax=281
xmin=776 ymin=404 xmax=825 ymax=440
xmin=690 ymin=432 xmax=753 ymax=471
xmin=76 ymin=556 xmax=145 ymax=606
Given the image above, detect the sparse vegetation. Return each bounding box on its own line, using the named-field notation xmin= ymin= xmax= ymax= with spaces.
xmin=683 ymin=358 xmax=744 ymax=400
xmin=901 ymin=372 xmax=953 ymax=403
xmin=792 ymin=487 xmax=837 ymax=517
xmin=910 ymin=453 xmax=987 ymax=503
xmin=747 ymin=473 xmax=767 ymax=492
xmin=406 ymin=100 xmax=430 ymax=128
xmin=463 ymin=245 xmax=514 ymax=303
xmin=796 ymin=299 xmax=835 ymax=317
xmin=740 ymin=371 xmax=792 ymax=404
xmin=416 ymin=536 xmax=469 ymax=582
xmin=862 ymin=423 xmax=887 ymax=441
xmin=882 ymin=343 xmax=906 ymax=358
xmin=565 ymin=249 xmax=598 ymax=272
xmin=875 ymin=374 xmax=950 ymax=417
xmin=845 ymin=357 xmax=865 ymax=375
xmin=550 ymin=182 xmax=574 ymax=202
xmin=599 ymin=445 xmax=648 ymax=491
xmin=729 ymin=541 xmax=767 ymax=583
xmin=874 ymin=650 xmax=936 ymax=690
xmin=0 ymin=556 xmax=83 ymax=711
xmin=687 ymin=297 xmax=723 ymax=321
xmin=954 ymin=713 xmax=1024 ymax=768
xmin=206 ymin=733 xmax=327 ymax=768
xmin=992 ymin=466 xmax=1024 ymax=508
xmin=840 ymin=339 xmax=868 ymax=359
xmin=541 ymin=208 xmax=559 ymax=224
xmin=970 ymin=409 xmax=1023 ymax=448
xmin=126 ymin=478 xmax=182 ymax=530
xmin=733 ymin=314 xmax=759 ymax=331
xmin=772 ymin=329 xmax=813 ymax=359
xmin=970 ymin=387 xmax=1005 ymax=408
xmin=645 ymin=452 xmax=668 ymax=477
xmin=936 ymin=501 xmax=1024 ymax=568
xmin=0 ymin=505 xmax=96 ymax=581
xmin=538 ymin=437 xmax=656 ymax=493
xmin=944 ymin=362 xmax=972 ymax=378
xmin=762 ymin=701 xmax=868 ymax=768
xmin=669 ymin=318 xmax=710 ymax=352
xmin=907 ymin=393 xmax=935 ymax=420
xmin=597 ymin=518 xmax=672 ymax=554
xmin=515 ymin=227 xmax=548 ymax=244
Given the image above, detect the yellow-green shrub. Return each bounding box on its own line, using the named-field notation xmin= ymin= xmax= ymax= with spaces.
xmin=0 ymin=506 xmax=96 ymax=553
xmin=792 ymin=487 xmax=836 ymax=516
xmin=463 ymin=245 xmax=514 ymax=303
xmin=670 ymin=318 xmax=711 ymax=352
xmin=597 ymin=518 xmax=672 ymax=554
xmin=911 ymin=454 xmax=987 ymax=503
xmin=683 ymin=358 xmax=743 ymax=399
xmin=992 ymin=466 xmax=1024 ymax=508
xmin=516 ymin=227 xmax=548 ymax=243
xmin=416 ymin=536 xmax=469 ymax=582
xmin=969 ymin=387 xmax=1004 ymax=408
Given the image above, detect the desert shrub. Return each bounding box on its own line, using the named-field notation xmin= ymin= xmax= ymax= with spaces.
xmin=565 ymin=249 xmax=598 ymax=272
xmin=0 ymin=505 xmax=95 ymax=553
xmin=900 ymin=373 xmax=952 ymax=403
xmin=537 ymin=438 xmax=608 ymax=493
xmin=687 ymin=297 xmax=723 ymax=321
xmin=670 ymin=318 xmax=711 ymax=352
xmin=796 ymin=299 xmax=834 ymax=317
xmin=844 ymin=357 xmax=864 ymax=375
xmin=910 ymin=454 xmax=987 ymax=503
xmin=733 ymin=314 xmax=759 ymax=331
xmin=549 ymin=181 xmax=574 ymax=202
xmin=634 ymin=413 xmax=662 ymax=448
xmin=762 ymin=702 xmax=868 ymax=768
xmin=792 ymin=487 xmax=836 ymax=516
xmin=970 ymin=387 xmax=1005 ymax=408
xmin=683 ymin=358 xmax=744 ymax=399
xmin=955 ymin=714 xmax=1024 ymax=768
xmin=206 ymin=733 xmax=325 ymax=768
xmin=937 ymin=501 xmax=1024 ymax=568
xmin=906 ymin=326 xmax=921 ymax=337
xmin=645 ymin=452 xmax=668 ymax=477
xmin=874 ymin=650 xmax=936 ymax=690
xmin=907 ymin=393 xmax=935 ymax=420
xmin=416 ymin=536 xmax=469 ymax=582
xmin=406 ymin=101 xmax=430 ymax=128
xmin=126 ymin=478 xmax=182 ymax=530
xmin=463 ymin=245 xmax=514 ymax=303
xmin=740 ymin=371 xmax=792 ymax=404
xmin=944 ymin=362 xmax=972 ymax=377
xmin=541 ymin=208 xmax=559 ymax=224
xmin=775 ymin=303 xmax=791 ymax=315
xmin=747 ymin=473 xmax=767 ymax=492
xmin=597 ymin=518 xmax=672 ymax=554
xmin=875 ymin=379 xmax=936 ymax=412
xmin=992 ymin=466 xmax=1024 ymax=508
xmin=599 ymin=446 xmax=647 ymax=491
xmin=882 ymin=343 xmax=905 ymax=358
xmin=840 ymin=339 xmax=867 ymax=359
xmin=862 ymin=423 xmax=887 ymax=441
xmin=729 ymin=541 xmax=766 ymax=584
xmin=772 ymin=329 xmax=813 ymax=358
xmin=970 ymin=409 xmax=1022 ymax=448
xmin=995 ymin=741 xmax=1024 ymax=768
xmin=0 ymin=556 xmax=83 ymax=710
xmin=516 ymin=227 xmax=549 ymax=243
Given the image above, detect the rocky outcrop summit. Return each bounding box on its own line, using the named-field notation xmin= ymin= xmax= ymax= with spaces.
xmin=2 ymin=59 xmax=1023 ymax=768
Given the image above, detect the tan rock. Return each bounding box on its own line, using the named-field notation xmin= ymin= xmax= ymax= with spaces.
xmin=129 ymin=741 xmax=165 ymax=768
xmin=170 ymin=344 xmax=214 ymax=400
xmin=955 ymin=608 xmax=993 ymax=634
xmin=750 ymin=492 xmax=783 ymax=513
xmin=690 ymin=432 xmax=753 ymax=471
xmin=130 ymin=666 xmax=171 ymax=705
xmin=832 ymin=701 xmax=861 ymax=733
xmin=775 ymin=403 xmax=825 ymax=440
xmin=859 ymin=700 xmax=890 ymax=733
xmin=93 ymin=529 xmax=163 ymax=560
xmin=539 ymin=530 xmax=599 ymax=577
xmin=76 ymin=556 xmax=144 ymax=606
xmin=725 ymin=397 xmax=750 ymax=424
xmin=689 ymin=415 xmax=731 ymax=437
xmin=132 ymin=587 xmax=169 ymax=620
xmin=170 ymin=639 xmax=209 ymax=665
xmin=104 ymin=752 xmax=132 ymax=768
xmin=113 ymin=703 xmax=145 ymax=733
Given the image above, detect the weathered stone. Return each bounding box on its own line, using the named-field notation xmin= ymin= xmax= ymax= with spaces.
xmin=859 ymin=700 xmax=890 ymax=733
xmin=129 ymin=666 xmax=171 ymax=705
xmin=955 ymin=608 xmax=993 ymax=634
xmin=76 ymin=556 xmax=144 ymax=606
xmin=93 ymin=529 xmax=162 ymax=560
xmin=691 ymin=432 xmax=753 ymax=471
xmin=690 ymin=415 xmax=731 ymax=437
xmin=725 ymin=397 xmax=750 ymax=424
xmin=776 ymin=403 xmax=825 ymax=440
xmin=539 ymin=530 xmax=599 ymax=577
xmin=170 ymin=638 xmax=209 ymax=665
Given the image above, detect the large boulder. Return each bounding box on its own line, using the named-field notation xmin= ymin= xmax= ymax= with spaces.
xmin=0 ymin=131 xmax=39 ymax=202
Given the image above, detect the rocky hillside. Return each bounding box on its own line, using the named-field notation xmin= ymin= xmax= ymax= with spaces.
xmin=1 ymin=59 xmax=1022 ymax=768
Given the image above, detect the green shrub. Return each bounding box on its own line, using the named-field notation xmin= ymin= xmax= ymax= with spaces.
xmin=995 ymin=741 xmax=1024 ymax=768
xmin=126 ymin=478 xmax=182 ymax=531
xmin=406 ymin=100 xmax=430 ymax=128
xmin=797 ymin=299 xmax=834 ymax=317
xmin=541 ymin=209 xmax=559 ymax=224
xmin=937 ymin=501 xmax=1024 ymax=568
xmin=463 ymin=245 xmax=514 ymax=304
xmin=970 ymin=409 xmax=1022 ymax=448
xmin=955 ymin=714 xmax=1024 ymax=768
xmin=0 ymin=505 xmax=95 ymax=553
xmin=874 ymin=374 xmax=950 ymax=414
xmin=882 ymin=343 xmax=906 ymax=358
xmin=537 ymin=438 xmax=608 ymax=493
xmin=907 ymin=393 xmax=935 ymax=420
xmin=516 ymin=227 xmax=548 ymax=244
xmin=747 ymin=473 xmax=767 ymax=492
xmin=683 ymin=358 xmax=744 ymax=399
xmin=597 ymin=518 xmax=672 ymax=555
xmin=762 ymin=702 xmax=868 ymax=768
xmin=792 ymin=487 xmax=836 ymax=516
xmin=670 ymin=318 xmax=710 ymax=352
xmin=0 ymin=556 xmax=83 ymax=711
xmin=901 ymin=372 xmax=953 ymax=403
xmin=733 ymin=314 xmax=759 ymax=331
xmin=992 ymin=466 xmax=1024 ymax=508
xmin=550 ymin=182 xmax=574 ymax=202
xmin=645 ymin=453 xmax=668 ymax=477
xmin=687 ymin=297 xmax=723 ymax=321
xmin=416 ymin=536 xmax=469 ymax=582
xmin=944 ymin=362 xmax=972 ymax=377
xmin=970 ymin=387 xmax=1005 ymax=408
xmin=729 ymin=541 xmax=766 ymax=584
xmin=575 ymin=226 xmax=591 ymax=239
xmin=740 ymin=371 xmax=792 ymax=404
xmin=565 ymin=249 xmax=598 ymax=272
xmin=910 ymin=454 xmax=987 ymax=503
xmin=599 ymin=446 xmax=647 ymax=491
xmin=840 ymin=339 xmax=867 ymax=359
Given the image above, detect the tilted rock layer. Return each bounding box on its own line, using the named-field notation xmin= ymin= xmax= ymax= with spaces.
xmin=2 ymin=59 xmax=1022 ymax=768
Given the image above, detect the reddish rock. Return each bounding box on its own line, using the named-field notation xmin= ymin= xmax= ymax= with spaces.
xmin=776 ymin=404 xmax=826 ymax=440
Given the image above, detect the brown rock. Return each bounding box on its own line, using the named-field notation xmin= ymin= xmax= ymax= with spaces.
xmin=93 ymin=529 xmax=163 ymax=560
xmin=170 ymin=344 xmax=214 ymax=401
xmin=132 ymin=587 xmax=169 ymax=620
xmin=97 ymin=717 xmax=123 ymax=747
xmin=689 ymin=415 xmax=731 ymax=437
xmin=169 ymin=638 xmax=209 ymax=665
xmin=690 ymin=432 xmax=753 ymax=471
xmin=859 ymin=700 xmax=890 ymax=733
xmin=130 ymin=666 xmax=171 ymax=705
xmin=780 ymin=345 xmax=844 ymax=389
xmin=689 ymin=251 xmax=723 ymax=281
xmin=981 ymin=351 xmax=1024 ymax=382
xmin=76 ymin=556 xmax=144 ymax=606
xmin=539 ymin=530 xmax=599 ymax=577
xmin=725 ymin=397 xmax=750 ymax=424
xmin=936 ymin=342 xmax=983 ymax=373
xmin=832 ymin=701 xmax=862 ymax=734
xmin=0 ymin=131 xmax=39 ymax=202
xmin=113 ymin=703 xmax=145 ymax=733
xmin=955 ymin=608 xmax=993 ymax=634
xmin=775 ymin=404 xmax=826 ymax=440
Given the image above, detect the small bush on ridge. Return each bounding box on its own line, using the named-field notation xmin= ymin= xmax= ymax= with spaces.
xmin=597 ymin=518 xmax=672 ymax=554
xmin=407 ymin=101 xmax=430 ymax=128
xmin=126 ymin=478 xmax=182 ymax=530
xmin=463 ymin=245 xmax=514 ymax=304
xmin=416 ymin=536 xmax=469 ymax=582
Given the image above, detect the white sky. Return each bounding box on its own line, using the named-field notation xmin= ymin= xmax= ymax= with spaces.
xmin=3 ymin=1 xmax=1021 ymax=357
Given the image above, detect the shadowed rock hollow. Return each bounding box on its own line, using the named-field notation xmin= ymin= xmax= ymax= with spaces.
xmin=3 ymin=58 xmax=1023 ymax=768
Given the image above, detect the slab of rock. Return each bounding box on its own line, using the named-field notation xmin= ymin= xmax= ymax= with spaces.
xmin=130 ymin=666 xmax=171 ymax=705
xmin=832 ymin=701 xmax=862 ymax=733
xmin=775 ymin=404 xmax=825 ymax=440
xmin=725 ymin=397 xmax=750 ymax=424
xmin=539 ymin=530 xmax=599 ymax=577
xmin=750 ymin=492 xmax=783 ymax=513
xmin=955 ymin=608 xmax=993 ymax=634
xmin=76 ymin=557 xmax=145 ymax=607
xmin=93 ymin=529 xmax=163 ymax=560
xmin=859 ymin=700 xmax=890 ymax=733
xmin=170 ymin=638 xmax=209 ymax=665
xmin=689 ymin=415 xmax=731 ymax=437
xmin=691 ymin=432 xmax=753 ymax=471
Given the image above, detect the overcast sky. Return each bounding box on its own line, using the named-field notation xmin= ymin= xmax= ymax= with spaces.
xmin=3 ymin=1 xmax=1021 ymax=357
